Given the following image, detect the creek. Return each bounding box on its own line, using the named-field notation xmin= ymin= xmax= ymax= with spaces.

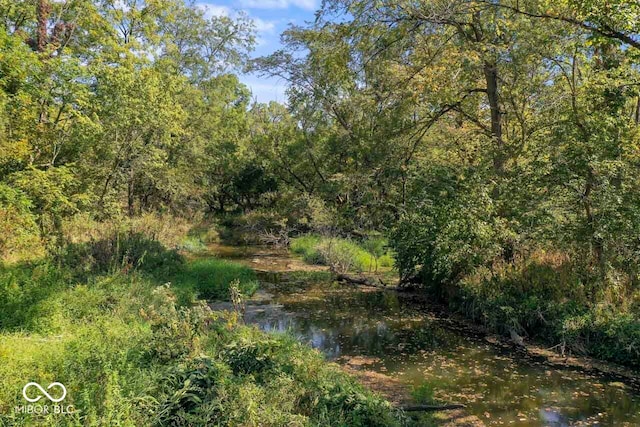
xmin=208 ymin=244 xmax=640 ymax=426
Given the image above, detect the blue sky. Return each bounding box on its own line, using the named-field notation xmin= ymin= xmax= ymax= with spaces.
xmin=197 ymin=0 xmax=319 ymax=103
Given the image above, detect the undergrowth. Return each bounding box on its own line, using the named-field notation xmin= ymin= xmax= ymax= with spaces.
xmin=0 ymin=224 xmax=403 ymax=426
xmin=290 ymin=234 xmax=394 ymax=274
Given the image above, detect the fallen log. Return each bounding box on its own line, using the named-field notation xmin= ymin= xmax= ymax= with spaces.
xmin=335 ymin=273 xmax=385 ymax=288
xmin=399 ymin=404 xmax=466 ymax=412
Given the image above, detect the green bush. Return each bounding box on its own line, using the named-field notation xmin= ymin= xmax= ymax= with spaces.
xmin=0 ymin=257 xmax=403 ymax=426
xmin=0 ymin=183 xmax=43 ymax=262
xmin=291 ymin=234 xmax=323 ymax=262
xmin=0 ymin=262 xmax=70 ymax=331
xmin=178 ymin=235 xmax=207 ymax=253
xmin=59 ymin=232 xmax=184 ymax=279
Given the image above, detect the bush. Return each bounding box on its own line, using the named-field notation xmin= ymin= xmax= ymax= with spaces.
xmin=435 ymin=253 xmax=640 ymax=366
xmin=0 ymin=262 xmax=70 ymax=331
xmin=59 ymin=231 xmax=184 ymax=279
xmin=317 ymin=239 xmax=364 ymax=273
xmin=154 ymin=356 xmax=229 ymax=425
xmin=0 ymin=183 xmax=43 ymax=262
xmin=61 ymin=213 xmax=193 ymax=250
xmin=0 ymin=257 xmax=403 ymax=426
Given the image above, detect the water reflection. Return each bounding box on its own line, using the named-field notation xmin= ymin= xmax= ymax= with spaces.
xmin=244 ymin=283 xmax=640 ymax=426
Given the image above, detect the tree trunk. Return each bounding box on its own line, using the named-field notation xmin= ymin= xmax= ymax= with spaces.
xmin=483 ymin=60 xmax=504 ymax=176
xmin=127 ymin=169 xmax=135 ymax=217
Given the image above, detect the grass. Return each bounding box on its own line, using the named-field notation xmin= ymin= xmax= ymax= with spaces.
xmin=171 ymin=258 xmax=259 ymax=301
xmin=0 ymin=229 xmax=404 ymax=426
xmin=433 ymin=254 xmax=640 ymax=367
xmin=290 ymin=234 xmax=324 ymax=264
xmin=290 ymin=234 xmax=395 ymax=273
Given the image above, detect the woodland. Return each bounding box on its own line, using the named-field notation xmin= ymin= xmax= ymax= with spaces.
xmin=1 ymin=0 xmax=640 ymax=425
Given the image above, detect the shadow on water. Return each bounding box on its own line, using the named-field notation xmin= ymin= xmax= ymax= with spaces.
xmin=209 ymin=245 xmax=640 ymax=426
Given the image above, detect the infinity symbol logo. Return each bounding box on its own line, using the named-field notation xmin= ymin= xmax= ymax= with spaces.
xmin=22 ymin=382 xmax=67 ymax=403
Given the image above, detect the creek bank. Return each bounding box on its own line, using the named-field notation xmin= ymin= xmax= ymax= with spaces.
xmin=338 ymin=280 xmax=640 ymax=393
xmin=204 ymin=243 xmax=640 ymax=425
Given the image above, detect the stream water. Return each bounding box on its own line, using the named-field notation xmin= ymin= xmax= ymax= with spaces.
xmin=208 ymin=245 xmax=640 ymax=426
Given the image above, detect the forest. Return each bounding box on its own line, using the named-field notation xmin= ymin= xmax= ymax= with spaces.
xmin=1 ymin=0 xmax=640 ymax=426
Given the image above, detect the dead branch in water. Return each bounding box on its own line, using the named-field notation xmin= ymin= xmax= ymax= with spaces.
xmin=399 ymin=404 xmax=466 ymax=412
xmin=335 ymin=272 xmax=386 ymax=288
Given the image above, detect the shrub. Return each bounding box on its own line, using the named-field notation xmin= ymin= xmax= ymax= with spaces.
xmin=411 ymin=382 xmax=436 ymax=404
xmin=317 ymin=239 xmax=364 ymax=273
xmin=0 ymin=183 xmax=43 ymax=262
xmin=61 ymin=213 xmax=193 ymax=250
xmin=141 ymin=286 xmax=214 ymax=362
xmin=0 ymin=262 xmax=69 ymax=331
xmin=290 ymin=235 xmax=322 ymax=261
xmin=154 ymin=356 xmax=229 ymax=425
xmin=58 ymin=231 xmax=184 ymax=280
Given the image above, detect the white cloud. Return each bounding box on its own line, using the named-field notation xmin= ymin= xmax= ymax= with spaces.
xmin=238 ymin=0 xmax=317 ymax=11
xmin=253 ymin=17 xmax=276 ymax=34
xmin=196 ymin=4 xmax=277 ymax=37
xmin=196 ymin=3 xmax=231 ymax=19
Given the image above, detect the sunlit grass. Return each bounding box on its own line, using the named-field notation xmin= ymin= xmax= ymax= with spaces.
xmin=0 ymin=254 xmax=402 ymax=426
xmin=290 ymin=234 xmax=395 ymax=273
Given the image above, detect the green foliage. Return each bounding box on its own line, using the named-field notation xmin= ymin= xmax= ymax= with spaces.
xmin=0 ymin=262 xmax=69 ymax=331
xmin=0 ymin=248 xmax=402 ymax=426
xmin=291 ymin=234 xmax=324 ymax=263
xmin=391 ymin=171 xmax=513 ymax=284
xmin=154 ymin=356 xmax=229 ymax=425
xmin=411 ymin=382 xmax=436 ymax=405
xmin=171 ymin=258 xmax=258 ymax=301
xmin=9 ymin=166 xmax=87 ymax=233
xmin=291 ymin=234 xmax=395 ymax=274
xmin=60 ymin=231 xmax=184 ymax=279
xmin=438 ymin=255 xmax=640 ymax=366
xmin=0 ymin=182 xmax=42 ymax=261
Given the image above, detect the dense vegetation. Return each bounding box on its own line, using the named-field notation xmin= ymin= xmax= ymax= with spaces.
xmin=0 ymin=1 xmax=404 ymax=424
xmin=1 ymin=1 xmax=640 ymax=424
xmin=0 ymin=220 xmax=402 ymax=426
xmin=290 ymin=234 xmax=394 ymax=274
xmin=251 ymin=0 xmax=640 ymax=366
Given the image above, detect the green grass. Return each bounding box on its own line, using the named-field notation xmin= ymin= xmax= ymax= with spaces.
xmin=290 ymin=234 xmax=323 ymax=263
xmin=0 ymin=225 xmax=405 ymax=425
xmin=177 ymin=235 xmax=208 ymax=253
xmin=0 ymin=250 xmax=404 ymax=426
xmin=290 ymin=234 xmax=395 ymax=273
xmin=172 ymin=258 xmax=258 ymax=301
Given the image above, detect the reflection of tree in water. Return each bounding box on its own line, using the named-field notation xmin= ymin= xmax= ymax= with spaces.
xmin=249 ymin=284 xmax=640 ymax=426
xmin=254 ymin=287 xmax=460 ymax=359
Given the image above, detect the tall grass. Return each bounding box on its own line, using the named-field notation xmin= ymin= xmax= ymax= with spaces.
xmin=172 ymin=258 xmax=258 ymax=301
xmin=0 ymin=223 xmax=403 ymax=426
xmin=290 ymin=234 xmax=394 ymax=273
xmin=438 ymin=252 xmax=640 ymax=366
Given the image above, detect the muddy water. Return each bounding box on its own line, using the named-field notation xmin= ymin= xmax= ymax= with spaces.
xmin=209 ymin=245 xmax=640 ymax=426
